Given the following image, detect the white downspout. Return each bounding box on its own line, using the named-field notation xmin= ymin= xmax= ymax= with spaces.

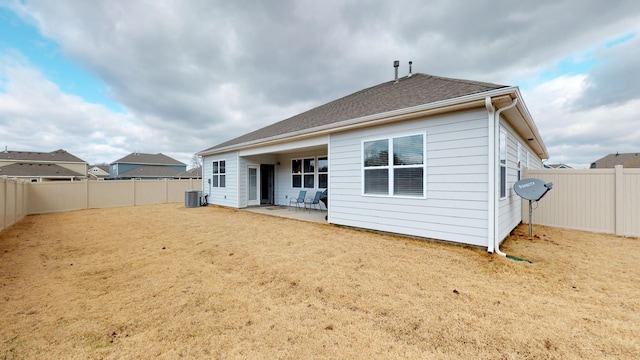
xmin=485 ymin=97 xmax=496 ymax=254
xmin=486 ymin=96 xmax=518 ymax=256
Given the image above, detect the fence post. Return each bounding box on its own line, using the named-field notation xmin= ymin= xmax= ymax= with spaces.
xmin=85 ymin=179 xmax=89 ymax=209
xmin=164 ymin=178 xmax=169 ymax=204
xmin=13 ymin=179 xmax=17 ymax=227
xmin=615 ymin=165 xmax=624 ymax=236
xmin=132 ymin=179 xmax=136 ymax=206
xmin=1 ymin=176 xmax=6 ymax=231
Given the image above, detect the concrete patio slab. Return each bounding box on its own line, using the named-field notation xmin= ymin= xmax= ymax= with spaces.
xmin=243 ymin=205 xmax=327 ymax=223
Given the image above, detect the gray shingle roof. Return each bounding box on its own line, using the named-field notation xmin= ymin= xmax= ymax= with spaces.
xmin=117 ymin=165 xmax=185 ymax=178
xmin=112 ymin=153 xmax=186 ymax=166
xmin=201 ymin=73 xmax=506 ymax=153
xmin=181 ymin=166 xmax=202 ymax=178
xmin=591 ymin=153 xmax=640 ymax=168
xmin=0 ymin=149 xmax=86 ymax=163
xmin=0 ymin=163 xmax=84 ymax=177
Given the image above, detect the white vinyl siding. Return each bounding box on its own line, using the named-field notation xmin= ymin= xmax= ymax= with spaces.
xmin=330 ymin=109 xmax=490 ymax=246
xmin=497 ymin=120 xmax=544 ymax=242
xmin=202 ymin=151 xmax=238 ymax=207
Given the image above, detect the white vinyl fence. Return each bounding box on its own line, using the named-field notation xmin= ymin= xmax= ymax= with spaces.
xmin=3 ymin=170 xmax=639 ymax=238
xmin=1 ymin=178 xmax=201 ymax=232
xmin=1 ymin=177 xmax=30 ymax=232
xmin=523 ymin=166 xmax=639 ymax=237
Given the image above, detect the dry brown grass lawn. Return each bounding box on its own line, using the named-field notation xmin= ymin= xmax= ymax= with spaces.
xmin=1 ymin=204 xmax=638 ymax=359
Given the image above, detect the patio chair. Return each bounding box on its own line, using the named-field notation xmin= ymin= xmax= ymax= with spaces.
xmin=288 ymin=190 xmax=307 ymax=211
xmin=305 ymin=190 xmax=325 ymax=212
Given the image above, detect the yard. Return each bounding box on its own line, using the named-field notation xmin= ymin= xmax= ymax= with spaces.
xmin=1 ymin=204 xmax=638 ymax=359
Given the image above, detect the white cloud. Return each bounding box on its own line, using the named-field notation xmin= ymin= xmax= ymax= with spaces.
xmin=1 ymin=0 xmax=639 ymax=167
xmin=0 ymin=57 xmax=147 ymax=163
xmin=524 ymin=74 xmax=640 ymax=168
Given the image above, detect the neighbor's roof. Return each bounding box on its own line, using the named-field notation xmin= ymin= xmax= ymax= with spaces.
xmin=111 ymin=153 xmax=186 ymax=166
xmin=591 ymin=152 xmax=640 ymax=168
xmin=543 ymin=163 xmax=572 ymax=169
xmin=200 ymin=73 xmax=507 ymax=153
xmin=0 ymin=163 xmax=84 ymax=177
xmin=89 ymin=165 xmax=110 ymax=172
xmin=179 ymin=166 xmax=202 ymax=178
xmin=0 ymin=149 xmax=86 ymax=163
xmin=117 ymin=165 xmax=186 ymax=178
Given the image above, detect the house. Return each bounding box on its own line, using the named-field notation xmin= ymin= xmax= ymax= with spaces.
xmin=109 ymin=153 xmax=187 ymax=180
xmin=590 ymin=152 xmax=640 ymax=168
xmin=198 ymin=69 xmax=548 ymax=253
xmin=177 ymin=166 xmax=202 ymax=179
xmin=543 ymin=163 xmax=572 ymax=169
xmin=87 ymin=165 xmax=110 ymax=180
xmin=0 ymin=149 xmax=87 ymax=182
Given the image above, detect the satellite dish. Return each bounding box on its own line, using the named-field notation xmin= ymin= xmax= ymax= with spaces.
xmin=513 ymin=178 xmax=553 ymax=236
xmin=513 ymin=178 xmax=553 ymax=201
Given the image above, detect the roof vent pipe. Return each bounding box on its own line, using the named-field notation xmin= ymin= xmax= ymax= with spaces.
xmin=393 ymin=60 xmax=399 ymax=83
xmin=408 ymin=61 xmax=413 ymax=77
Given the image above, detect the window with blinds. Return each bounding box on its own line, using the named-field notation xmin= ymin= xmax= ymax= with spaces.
xmin=363 ymin=133 xmax=425 ymax=197
xmin=499 ymin=130 xmax=507 ymax=198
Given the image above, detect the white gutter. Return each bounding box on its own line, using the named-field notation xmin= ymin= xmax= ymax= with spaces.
xmin=486 ymin=96 xmax=518 ymax=256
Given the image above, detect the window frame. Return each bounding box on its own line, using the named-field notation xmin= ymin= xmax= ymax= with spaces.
xmin=291 ymin=159 xmax=302 ymax=188
xmin=212 ymin=160 xmax=226 ymax=188
xmin=361 ymin=132 xmax=426 ymax=198
xmin=517 ymin=143 xmax=522 ymax=181
xmin=292 ymin=156 xmax=326 ymax=189
xmin=317 ymin=156 xmax=328 ymax=189
xmin=499 ymin=129 xmax=507 ymax=199
xmin=303 ymin=158 xmax=315 ymax=188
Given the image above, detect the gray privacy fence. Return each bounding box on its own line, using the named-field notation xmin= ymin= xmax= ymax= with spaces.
xmin=522 ymin=166 xmax=640 ymax=237
xmin=1 ymin=178 xmax=201 ymax=232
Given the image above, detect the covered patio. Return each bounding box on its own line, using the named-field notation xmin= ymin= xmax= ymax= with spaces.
xmin=243 ymin=205 xmax=327 ymax=224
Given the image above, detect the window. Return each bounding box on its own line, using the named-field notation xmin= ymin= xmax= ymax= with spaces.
xmin=303 ymin=158 xmax=315 ymax=188
xmin=293 ymin=156 xmax=327 ymax=189
xmin=499 ymin=130 xmax=507 ymax=198
xmin=212 ymin=160 xmax=226 ymax=188
xmin=292 ymin=158 xmax=315 ymax=188
xmin=363 ymin=133 xmax=425 ymax=197
xmin=517 ymin=143 xmax=522 ymax=181
xmin=363 ymin=139 xmax=389 ymax=194
xmin=291 ymin=159 xmax=302 ymax=187
xmin=318 ymin=156 xmax=328 ymax=188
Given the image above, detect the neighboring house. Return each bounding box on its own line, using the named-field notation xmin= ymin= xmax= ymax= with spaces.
xmin=177 ymin=166 xmax=202 ymax=179
xmin=0 ymin=149 xmax=87 ymax=182
xmin=198 ymin=71 xmax=548 ymax=253
xmin=543 ymin=163 xmax=572 ymax=169
xmin=590 ymin=152 xmax=640 ymax=168
xmin=87 ymin=165 xmax=110 ymax=180
xmin=109 ymin=152 xmax=187 ymax=179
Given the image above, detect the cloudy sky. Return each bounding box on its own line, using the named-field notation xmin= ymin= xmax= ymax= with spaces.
xmin=1 ymin=0 xmax=638 ymax=168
